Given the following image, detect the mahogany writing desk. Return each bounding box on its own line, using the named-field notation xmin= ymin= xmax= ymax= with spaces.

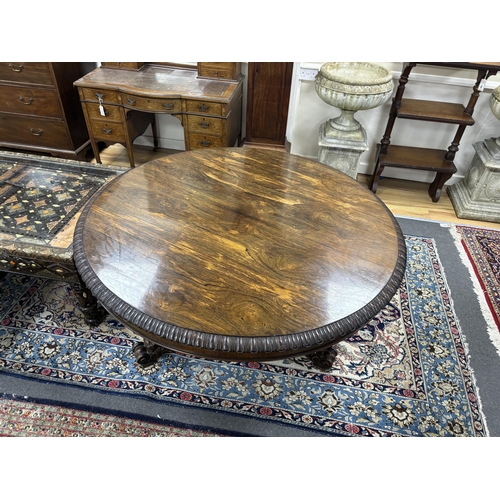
xmin=74 ymin=64 xmax=243 ymax=167
xmin=73 ymin=148 xmax=407 ymax=370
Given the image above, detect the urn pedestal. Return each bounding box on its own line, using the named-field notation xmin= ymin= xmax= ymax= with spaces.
xmin=448 ymin=141 xmax=500 ymax=223
xmin=448 ymin=85 xmax=500 ymax=222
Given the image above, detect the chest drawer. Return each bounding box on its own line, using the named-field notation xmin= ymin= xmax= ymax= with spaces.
xmin=186 ymin=115 xmax=223 ymax=135
xmin=185 ymin=100 xmax=222 ymax=116
xmin=0 ymin=114 xmax=71 ymax=149
xmin=0 ymin=85 xmax=61 ymax=118
xmin=81 ymin=87 xmax=121 ymax=104
xmin=0 ymin=62 xmax=53 ymax=85
xmin=89 ymin=119 xmax=127 ymax=142
xmin=84 ymin=102 xmax=122 ymax=122
xmin=121 ymin=93 xmax=182 ymax=113
xmin=188 ymin=133 xmax=224 ymax=149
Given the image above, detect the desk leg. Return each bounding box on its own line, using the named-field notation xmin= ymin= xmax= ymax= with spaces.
xmin=151 ymin=115 xmax=159 ymax=151
xmin=70 ymin=279 xmax=106 ymax=327
xmin=307 ymin=346 xmax=338 ymax=371
xmin=133 ymin=338 xmax=170 ymax=367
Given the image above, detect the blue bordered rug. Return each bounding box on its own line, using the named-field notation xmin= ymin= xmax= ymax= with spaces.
xmin=0 ymin=235 xmax=488 ymax=436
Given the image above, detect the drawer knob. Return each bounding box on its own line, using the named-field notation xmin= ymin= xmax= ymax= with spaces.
xmin=127 ymin=98 xmax=136 ymax=106
xmin=199 ymin=122 xmax=209 ymax=129
xmin=8 ymin=63 xmax=24 ymax=73
xmin=200 ymin=140 xmax=211 ymax=147
xmin=29 ymin=128 xmax=43 ymax=136
xmin=102 ymin=128 xmax=112 ymax=135
xmin=163 ymin=103 xmax=174 ymax=110
xmin=198 ymin=104 xmax=209 ymax=111
xmin=19 ymin=96 xmax=34 ymax=105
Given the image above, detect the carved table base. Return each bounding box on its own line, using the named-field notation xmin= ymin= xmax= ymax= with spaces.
xmin=307 ymin=346 xmax=338 ymax=371
xmin=132 ymin=336 xmax=340 ymax=372
xmin=133 ymin=339 xmax=171 ymax=367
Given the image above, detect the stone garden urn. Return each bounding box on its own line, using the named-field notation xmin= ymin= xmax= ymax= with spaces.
xmin=315 ymin=62 xmax=394 ymax=142
xmin=314 ymin=62 xmax=394 ymax=179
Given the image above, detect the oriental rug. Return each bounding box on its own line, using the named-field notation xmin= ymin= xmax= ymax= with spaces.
xmin=0 ymin=234 xmax=489 ymax=436
xmin=452 ymin=225 xmax=500 ymax=356
xmin=0 ymin=396 xmax=231 ymax=437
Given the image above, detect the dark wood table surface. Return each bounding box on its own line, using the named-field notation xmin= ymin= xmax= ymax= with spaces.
xmin=73 ymin=148 xmax=406 ymax=369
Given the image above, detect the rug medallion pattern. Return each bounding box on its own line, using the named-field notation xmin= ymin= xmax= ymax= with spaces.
xmin=0 ymin=236 xmax=487 ymax=436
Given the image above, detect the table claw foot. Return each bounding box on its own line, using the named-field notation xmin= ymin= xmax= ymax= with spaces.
xmin=308 ymin=346 xmax=338 ymax=371
xmin=70 ymin=281 xmax=106 ymax=327
xmin=133 ymin=340 xmax=169 ymax=367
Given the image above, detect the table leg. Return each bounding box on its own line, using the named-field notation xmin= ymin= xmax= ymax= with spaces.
xmin=133 ymin=338 xmax=170 ymax=366
xmin=70 ymin=279 xmax=106 ymax=327
xmin=307 ymin=346 xmax=338 ymax=371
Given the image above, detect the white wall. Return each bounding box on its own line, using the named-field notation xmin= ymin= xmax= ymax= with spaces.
xmin=287 ymin=62 xmax=500 ymax=184
xmin=134 ymin=62 xmax=500 ymax=185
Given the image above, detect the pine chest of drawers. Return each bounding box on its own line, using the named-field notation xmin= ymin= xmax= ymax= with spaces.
xmin=0 ymin=62 xmax=92 ymax=160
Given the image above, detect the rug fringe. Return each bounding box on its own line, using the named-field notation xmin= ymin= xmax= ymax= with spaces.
xmin=433 ymin=231 xmax=491 ymax=436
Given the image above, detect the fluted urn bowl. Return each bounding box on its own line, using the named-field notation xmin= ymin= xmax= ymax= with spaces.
xmin=490 ymin=85 xmax=500 ymax=121
xmin=315 ymin=62 xmax=394 ymax=139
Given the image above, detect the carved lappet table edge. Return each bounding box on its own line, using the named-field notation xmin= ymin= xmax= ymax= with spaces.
xmin=73 ymin=189 xmax=407 ymax=369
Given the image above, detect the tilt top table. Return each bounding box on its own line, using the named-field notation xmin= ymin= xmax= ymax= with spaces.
xmin=73 ymin=148 xmax=407 ymax=370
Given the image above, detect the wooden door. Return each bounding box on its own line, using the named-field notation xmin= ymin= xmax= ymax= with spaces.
xmin=245 ymin=62 xmax=293 ymax=147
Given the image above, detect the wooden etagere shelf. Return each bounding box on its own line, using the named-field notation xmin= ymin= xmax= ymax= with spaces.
xmin=370 ymin=62 xmax=500 ymax=202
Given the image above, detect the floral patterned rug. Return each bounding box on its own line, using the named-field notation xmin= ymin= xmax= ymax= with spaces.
xmin=453 ymin=225 xmax=500 ymax=356
xmin=0 ymin=235 xmax=488 ymax=436
xmin=0 ymin=396 xmax=230 ymax=437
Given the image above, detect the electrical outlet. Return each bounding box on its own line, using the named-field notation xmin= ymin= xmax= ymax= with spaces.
xmin=299 ymin=68 xmax=318 ymax=81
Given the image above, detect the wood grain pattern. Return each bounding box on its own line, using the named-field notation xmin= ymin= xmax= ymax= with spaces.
xmin=75 ymin=148 xmax=406 ymax=360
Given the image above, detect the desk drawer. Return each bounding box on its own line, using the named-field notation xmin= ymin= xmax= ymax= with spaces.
xmin=85 ymin=102 xmax=122 ymax=122
xmin=0 ymin=62 xmax=53 ymax=85
xmin=81 ymin=87 xmax=121 ymax=104
xmin=89 ymin=119 xmax=127 ymax=142
xmin=188 ymin=133 xmax=224 ymax=149
xmin=185 ymin=100 xmax=222 ymax=116
xmin=121 ymin=93 xmax=181 ymax=113
xmin=186 ymin=115 xmax=223 ymax=135
xmin=0 ymin=85 xmax=61 ymax=118
xmin=0 ymin=114 xmax=71 ymax=149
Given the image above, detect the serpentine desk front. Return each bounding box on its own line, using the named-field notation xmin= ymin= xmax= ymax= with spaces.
xmin=74 ymin=65 xmax=243 ymax=167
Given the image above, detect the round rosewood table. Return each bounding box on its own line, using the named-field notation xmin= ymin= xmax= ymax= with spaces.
xmin=73 ymin=148 xmax=406 ymax=370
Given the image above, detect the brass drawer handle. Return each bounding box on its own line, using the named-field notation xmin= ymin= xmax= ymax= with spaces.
xmin=9 ymin=63 xmax=24 ymax=72
xmin=198 ymin=104 xmax=209 ymax=111
xmin=127 ymin=98 xmax=136 ymax=106
xmin=19 ymin=96 xmax=34 ymax=105
xmin=102 ymin=128 xmax=112 ymax=135
xmin=29 ymin=128 xmax=43 ymax=136
xmin=199 ymin=122 xmax=209 ymax=129
xmin=163 ymin=103 xmax=174 ymax=110
xmin=200 ymin=140 xmax=211 ymax=147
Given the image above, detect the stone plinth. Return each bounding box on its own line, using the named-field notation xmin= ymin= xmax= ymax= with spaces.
xmin=448 ymin=140 xmax=500 ymax=223
xmin=318 ymin=122 xmax=368 ymax=179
